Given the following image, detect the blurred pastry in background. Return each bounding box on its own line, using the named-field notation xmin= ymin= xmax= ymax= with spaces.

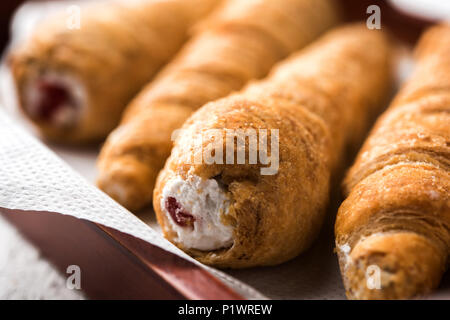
xmin=97 ymin=0 xmax=340 ymax=211
xmin=9 ymin=0 xmax=220 ymax=143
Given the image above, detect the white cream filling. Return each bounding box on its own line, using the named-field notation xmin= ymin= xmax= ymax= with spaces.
xmin=161 ymin=175 xmax=234 ymax=251
xmin=24 ymin=71 xmax=85 ymax=127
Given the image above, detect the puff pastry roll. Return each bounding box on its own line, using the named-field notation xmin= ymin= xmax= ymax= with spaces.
xmin=153 ymin=24 xmax=393 ymax=268
xmin=335 ymin=24 xmax=450 ymax=300
xmin=97 ymin=0 xmax=340 ymax=211
xmin=9 ymin=0 xmax=219 ymax=143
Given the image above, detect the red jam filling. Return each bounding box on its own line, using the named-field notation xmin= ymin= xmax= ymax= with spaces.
xmin=165 ymin=197 xmax=195 ymax=228
xmin=33 ymin=80 xmax=74 ymax=122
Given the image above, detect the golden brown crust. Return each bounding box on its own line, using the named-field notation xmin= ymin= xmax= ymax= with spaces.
xmin=335 ymin=24 xmax=450 ymax=299
xmin=154 ymin=24 xmax=393 ymax=268
xmin=9 ymin=0 xmax=220 ymax=143
xmin=97 ymin=0 xmax=340 ymax=211
xmin=341 ymin=232 xmax=446 ymax=300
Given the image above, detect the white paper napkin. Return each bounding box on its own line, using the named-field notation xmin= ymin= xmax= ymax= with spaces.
xmin=0 ymin=105 xmax=269 ymax=299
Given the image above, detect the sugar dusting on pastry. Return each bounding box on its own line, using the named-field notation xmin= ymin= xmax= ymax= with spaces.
xmin=24 ymin=72 xmax=85 ymax=128
xmin=160 ymin=175 xmax=233 ymax=251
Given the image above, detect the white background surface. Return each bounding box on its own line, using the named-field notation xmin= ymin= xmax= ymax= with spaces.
xmin=0 ymin=216 xmax=84 ymax=299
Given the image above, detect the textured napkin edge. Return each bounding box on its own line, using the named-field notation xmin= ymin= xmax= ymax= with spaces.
xmin=0 ymin=109 xmax=266 ymax=299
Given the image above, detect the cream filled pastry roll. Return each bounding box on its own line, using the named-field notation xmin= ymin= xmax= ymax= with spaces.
xmin=9 ymin=0 xmax=220 ymax=143
xmin=335 ymin=24 xmax=450 ymax=300
xmin=97 ymin=0 xmax=340 ymax=211
xmin=153 ymin=24 xmax=394 ymax=268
